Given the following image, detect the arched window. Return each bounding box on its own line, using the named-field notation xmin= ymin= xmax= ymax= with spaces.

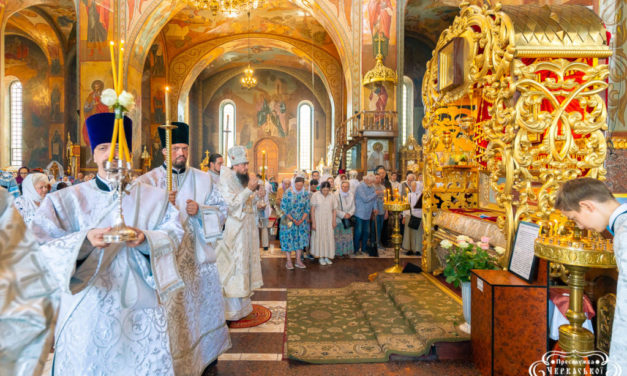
xmin=219 ymin=100 xmax=236 ymax=165
xmin=9 ymin=81 xmax=23 ymax=167
xmin=402 ymin=76 xmax=414 ymax=143
xmin=297 ymin=101 xmax=314 ymax=171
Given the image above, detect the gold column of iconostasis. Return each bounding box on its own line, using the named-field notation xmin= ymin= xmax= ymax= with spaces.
xmin=420 ymin=2 xmax=612 ymax=273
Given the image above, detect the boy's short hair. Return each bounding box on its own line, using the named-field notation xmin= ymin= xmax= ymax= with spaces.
xmin=310 ymin=179 xmax=319 ymax=186
xmin=554 ymin=178 xmax=616 ymax=212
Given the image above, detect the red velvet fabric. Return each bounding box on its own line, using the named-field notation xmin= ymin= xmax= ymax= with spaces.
xmin=549 ymin=287 xmax=595 ymax=319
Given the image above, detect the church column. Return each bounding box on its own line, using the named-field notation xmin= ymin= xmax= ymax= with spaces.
xmin=600 ymin=0 xmax=627 ymax=192
xmin=395 ymin=0 xmax=405 ymax=167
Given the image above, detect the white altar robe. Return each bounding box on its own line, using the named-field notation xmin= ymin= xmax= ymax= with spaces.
xmin=137 ymin=166 xmax=231 ymax=374
xmin=0 ymin=190 xmax=58 ymax=376
xmin=215 ymin=167 xmax=263 ymax=320
xmin=610 ymin=206 xmax=627 ymax=375
xmin=30 ymin=180 xmax=184 ymax=376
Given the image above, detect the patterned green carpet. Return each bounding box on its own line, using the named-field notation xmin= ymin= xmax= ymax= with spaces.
xmin=286 ymin=273 xmax=469 ymax=363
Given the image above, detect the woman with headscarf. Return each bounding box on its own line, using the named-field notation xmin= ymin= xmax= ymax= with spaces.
xmin=334 ymin=180 xmax=355 ymax=257
xmin=14 ymin=173 xmax=49 ymax=225
xmin=280 ymin=176 xmax=310 ymax=269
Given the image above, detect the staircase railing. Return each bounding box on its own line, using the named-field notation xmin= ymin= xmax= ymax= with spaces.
xmin=332 ymin=110 xmax=398 ymax=172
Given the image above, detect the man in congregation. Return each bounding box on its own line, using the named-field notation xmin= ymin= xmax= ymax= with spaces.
xmin=31 ymin=113 xmax=185 ymax=375
xmin=215 ymin=145 xmax=263 ymax=320
xmin=136 ymin=121 xmax=231 ymax=374
xmin=311 ymin=170 xmax=321 ymax=186
xmin=208 ymin=153 xmax=223 ymax=185
xmin=353 ymin=174 xmax=380 ymax=255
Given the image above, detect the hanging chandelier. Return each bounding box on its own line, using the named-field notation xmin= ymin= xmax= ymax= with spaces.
xmin=241 ymin=11 xmax=257 ymax=89
xmin=241 ymin=64 xmax=257 ymax=89
xmin=187 ymin=0 xmax=262 ymax=16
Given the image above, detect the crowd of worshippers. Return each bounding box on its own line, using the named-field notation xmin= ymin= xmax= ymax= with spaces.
xmin=270 ymin=166 xmax=424 ymax=269
xmin=0 ymin=166 xmax=97 ymax=224
xmin=2 ymin=159 xmax=426 ymax=269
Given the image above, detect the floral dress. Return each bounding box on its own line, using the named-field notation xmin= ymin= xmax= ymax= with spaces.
xmin=279 ymin=188 xmax=310 ymax=252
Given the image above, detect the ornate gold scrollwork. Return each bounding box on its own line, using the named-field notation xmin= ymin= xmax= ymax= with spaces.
xmin=421 ymin=1 xmax=611 ymax=272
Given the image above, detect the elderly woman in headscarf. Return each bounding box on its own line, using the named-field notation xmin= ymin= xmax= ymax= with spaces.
xmin=280 ymin=176 xmax=310 ymax=270
xmin=14 ymin=173 xmax=50 ymax=225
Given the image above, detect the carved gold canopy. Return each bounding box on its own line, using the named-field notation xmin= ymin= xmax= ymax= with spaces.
xmin=502 ymin=5 xmax=611 ymax=58
xmin=420 ymin=1 xmax=611 ymax=272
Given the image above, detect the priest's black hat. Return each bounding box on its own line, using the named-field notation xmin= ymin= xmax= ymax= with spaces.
xmin=85 ymin=112 xmax=132 ymax=152
xmin=158 ymin=122 xmax=189 ymax=148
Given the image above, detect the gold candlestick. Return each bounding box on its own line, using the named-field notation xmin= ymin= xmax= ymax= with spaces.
xmin=535 ymin=224 xmax=616 ymax=374
xmin=161 ymin=86 xmax=177 ymax=192
xmin=261 ymin=150 xmax=267 ymax=181
xmin=383 ymin=199 xmax=410 ymax=273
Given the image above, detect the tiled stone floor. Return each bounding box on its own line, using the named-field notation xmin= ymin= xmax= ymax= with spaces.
xmin=44 ymin=242 xmax=479 ymax=375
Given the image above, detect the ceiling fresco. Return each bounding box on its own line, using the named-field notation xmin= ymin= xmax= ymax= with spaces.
xmin=201 ymin=45 xmax=317 ymax=73
xmin=164 ymin=0 xmax=338 ymax=59
xmin=6 ymin=9 xmax=64 ymax=63
xmin=37 ymin=2 xmax=77 ymax=41
xmin=5 ymin=0 xmax=76 ymax=59
xmin=404 ymin=0 xmax=458 ymax=44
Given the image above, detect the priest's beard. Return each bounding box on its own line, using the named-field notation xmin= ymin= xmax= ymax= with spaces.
xmin=173 ymin=156 xmax=187 ymax=170
xmin=236 ymin=172 xmax=249 ymax=187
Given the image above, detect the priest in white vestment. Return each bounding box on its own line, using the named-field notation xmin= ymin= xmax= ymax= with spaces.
xmin=0 ymin=189 xmax=59 ymax=376
xmin=136 ymin=122 xmax=231 ymax=374
xmin=215 ymin=145 xmax=263 ymax=320
xmin=30 ymin=113 xmax=185 ymax=376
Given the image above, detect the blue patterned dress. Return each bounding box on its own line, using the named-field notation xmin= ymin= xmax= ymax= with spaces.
xmin=279 ymin=188 xmax=310 ymax=252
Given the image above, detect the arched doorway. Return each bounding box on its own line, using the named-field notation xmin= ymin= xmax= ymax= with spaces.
xmin=254 ymin=138 xmax=279 ymax=180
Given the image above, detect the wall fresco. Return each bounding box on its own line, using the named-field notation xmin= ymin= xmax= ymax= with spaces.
xmin=5 ymin=35 xmax=52 ymax=168
xmin=199 ymin=70 xmax=327 ymax=174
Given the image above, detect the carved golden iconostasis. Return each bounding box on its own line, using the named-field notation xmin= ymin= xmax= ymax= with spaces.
xmin=421 ymin=1 xmax=612 ymax=273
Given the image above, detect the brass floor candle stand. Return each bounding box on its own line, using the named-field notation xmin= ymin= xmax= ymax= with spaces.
xmin=383 ymin=199 xmax=410 ymax=273
xmin=534 ymin=226 xmax=615 ymax=374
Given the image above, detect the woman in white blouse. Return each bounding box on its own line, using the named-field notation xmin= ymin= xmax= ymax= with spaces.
xmin=334 ymin=180 xmax=355 ymax=257
xmin=14 ymin=173 xmax=49 ymax=225
xmin=402 ymin=178 xmax=423 ymax=255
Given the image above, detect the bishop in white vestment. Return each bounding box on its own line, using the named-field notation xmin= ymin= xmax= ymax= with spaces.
xmin=137 ymin=122 xmax=231 ymax=374
xmin=0 ymin=189 xmax=59 ymax=376
xmin=30 ymin=113 xmax=185 ymax=376
xmin=215 ymin=145 xmax=263 ymax=320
